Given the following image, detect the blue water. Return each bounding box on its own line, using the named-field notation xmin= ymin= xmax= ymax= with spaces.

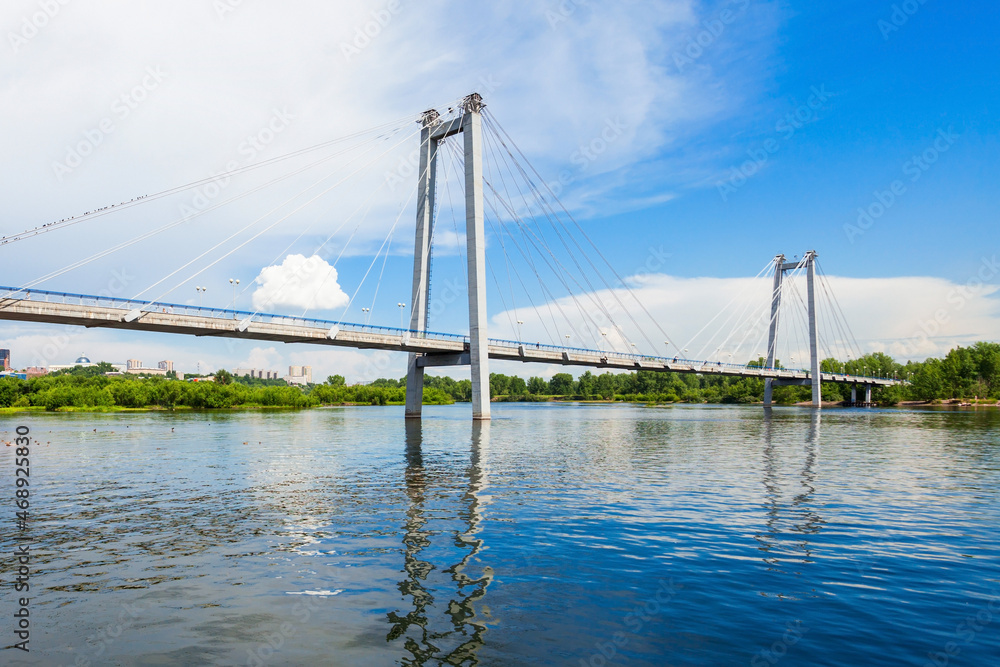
xmin=1 ymin=404 xmax=998 ymax=665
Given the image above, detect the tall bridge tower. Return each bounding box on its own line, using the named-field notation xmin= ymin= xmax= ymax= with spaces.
xmin=405 ymin=93 xmax=491 ymax=421
xmin=763 ymin=250 xmax=822 ymax=408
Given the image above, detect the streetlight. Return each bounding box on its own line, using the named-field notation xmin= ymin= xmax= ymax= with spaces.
xmin=229 ymin=278 xmax=240 ymax=314
xmin=196 ymin=286 xmax=207 ymax=307
xmin=517 ymin=319 xmax=524 ymax=341
xmin=397 ymin=302 xmax=406 ymax=329
xmin=361 ymin=307 xmax=371 ymax=324
xmin=600 ymin=331 xmax=608 ymax=352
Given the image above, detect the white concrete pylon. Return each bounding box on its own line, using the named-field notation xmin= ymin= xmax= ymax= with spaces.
xmin=404 ymin=94 xmax=491 ymax=420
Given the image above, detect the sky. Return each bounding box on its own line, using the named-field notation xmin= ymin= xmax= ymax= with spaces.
xmin=1 ymin=0 xmax=997 ymax=381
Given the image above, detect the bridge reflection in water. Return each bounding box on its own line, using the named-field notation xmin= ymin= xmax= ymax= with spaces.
xmin=755 ymin=410 xmax=824 ymax=573
xmin=387 ymin=421 xmax=495 ymax=664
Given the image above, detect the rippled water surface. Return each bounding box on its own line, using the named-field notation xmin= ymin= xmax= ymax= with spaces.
xmin=2 ymin=404 xmax=999 ymax=666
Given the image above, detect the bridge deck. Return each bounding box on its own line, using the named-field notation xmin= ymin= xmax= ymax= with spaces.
xmin=0 ymin=286 xmax=898 ymax=386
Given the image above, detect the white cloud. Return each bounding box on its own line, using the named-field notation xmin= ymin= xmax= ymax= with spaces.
xmin=251 ymin=254 xmax=349 ymax=312
xmin=237 ymin=346 xmax=282 ymax=371
xmin=1 ymin=0 xmax=778 ymax=299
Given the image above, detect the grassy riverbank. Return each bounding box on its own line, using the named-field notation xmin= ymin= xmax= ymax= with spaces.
xmin=2 ymin=341 xmax=996 ymax=411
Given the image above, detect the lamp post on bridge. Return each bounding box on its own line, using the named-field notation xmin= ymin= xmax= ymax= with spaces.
xmin=517 ymin=320 xmax=524 ymax=342
xmin=196 ymin=286 xmax=207 ymax=307
xmin=397 ymin=302 xmax=406 ymax=330
xmin=362 ymin=307 xmax=371 ymax=325
xmin=229 ymin=278 xmax=240 ymax=315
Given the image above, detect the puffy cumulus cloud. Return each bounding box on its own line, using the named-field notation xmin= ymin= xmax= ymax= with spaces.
xmin=492 ymin=270 xmax=1000 ymax=363
xmin=251 ymin=254 xmax=349 ymax=312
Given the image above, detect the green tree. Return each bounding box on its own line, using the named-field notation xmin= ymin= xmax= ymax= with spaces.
xmin=214 ymin=369 xmax=233 ymax=385
xmin=508 ymin=376 xmax=527 ymax=396
xmin=548 ymin=373 xmax=575 ymax=396
xmin=489 ymin=373 xmax=512 ymax=397
xmin=594 ymin=372 xmax=617 ymax=400
xmin=527 ymin=377 xmax=548 ymax=395
xmin=326 ymin=374 xmax=346 ymax=387
xmin=0 ymin=378 xmax=22 ymax=407
xmin=909 ymin=358 xmax=945 ymax=400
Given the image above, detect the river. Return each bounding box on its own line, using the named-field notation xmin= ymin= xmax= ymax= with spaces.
xmin=1 ymin=404 xmax=998 ymax=666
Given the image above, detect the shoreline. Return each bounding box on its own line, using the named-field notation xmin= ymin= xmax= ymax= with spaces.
xmin=2 ymin=398 xmax=998 ymax=415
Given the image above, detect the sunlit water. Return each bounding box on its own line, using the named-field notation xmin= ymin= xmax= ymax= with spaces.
xmin=1 ymin=404 xmax=999 ymax=666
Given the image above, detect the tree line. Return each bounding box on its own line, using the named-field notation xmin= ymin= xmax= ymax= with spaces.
xmin=407 ymin=342 xmax=1000 ymax=405
xmin=1 ymin=342 xmax=996 ymax=411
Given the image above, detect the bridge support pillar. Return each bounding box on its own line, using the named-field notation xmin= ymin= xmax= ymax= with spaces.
xmin=463 ymin=96 xmax=490 ymax=421
xmin=405 ymin=111 xmax=439 ymax=419
xmin=851 ymin=386 xmax=857 ymax=404
xmin=806 ymin=251 xmax=821 ymax=407
xmin=404 ymin=94 xmax=490 ymax=421
xmin=865 ymin=385 xmax=872 ymax=405
xmin=763 ymin=254 xmax=785 ymax=407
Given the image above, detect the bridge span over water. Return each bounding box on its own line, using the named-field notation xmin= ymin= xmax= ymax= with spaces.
xmin=0 ymin=285 xmax=896 ymax=391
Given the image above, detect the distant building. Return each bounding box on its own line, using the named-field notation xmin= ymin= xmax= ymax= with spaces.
xmin=158 ymin=360 xmax=174 ymax=372
xmin=124 ymin=361 xmax=168 ymax=376
xmin=49 ymin=354 xmax=103 ymax=372
xmin=284 ymin=365 xmax=312 ymax=386
xmin=234 ymin=368 xmax=281 ymax=380
xmin=0 ymin=349 xmax=10 ymax=371
xmin=24 ymin=367 xmax=48 ymax=378
xmin=0 ymin=372 xmax=26 ymax=380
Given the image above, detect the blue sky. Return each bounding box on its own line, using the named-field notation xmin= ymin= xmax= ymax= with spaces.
xmin=583 ymin=0 xmax=999 ymax=280
xmin=1 ymin=0 xmax=997 ymax=379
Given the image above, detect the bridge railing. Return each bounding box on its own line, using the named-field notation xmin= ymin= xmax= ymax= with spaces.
xmin=0 ymin=285 xmax=470 ymax=345
xmin=487 ymin=337 xmax=821 ymax=375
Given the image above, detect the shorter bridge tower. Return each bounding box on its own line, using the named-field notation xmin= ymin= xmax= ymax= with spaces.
xmin=763 ymin=251 xmax=822 ymax=408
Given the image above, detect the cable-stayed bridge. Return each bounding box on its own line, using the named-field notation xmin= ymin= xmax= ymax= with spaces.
xmin=0 ymin=93 xmax=901 ymax=419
